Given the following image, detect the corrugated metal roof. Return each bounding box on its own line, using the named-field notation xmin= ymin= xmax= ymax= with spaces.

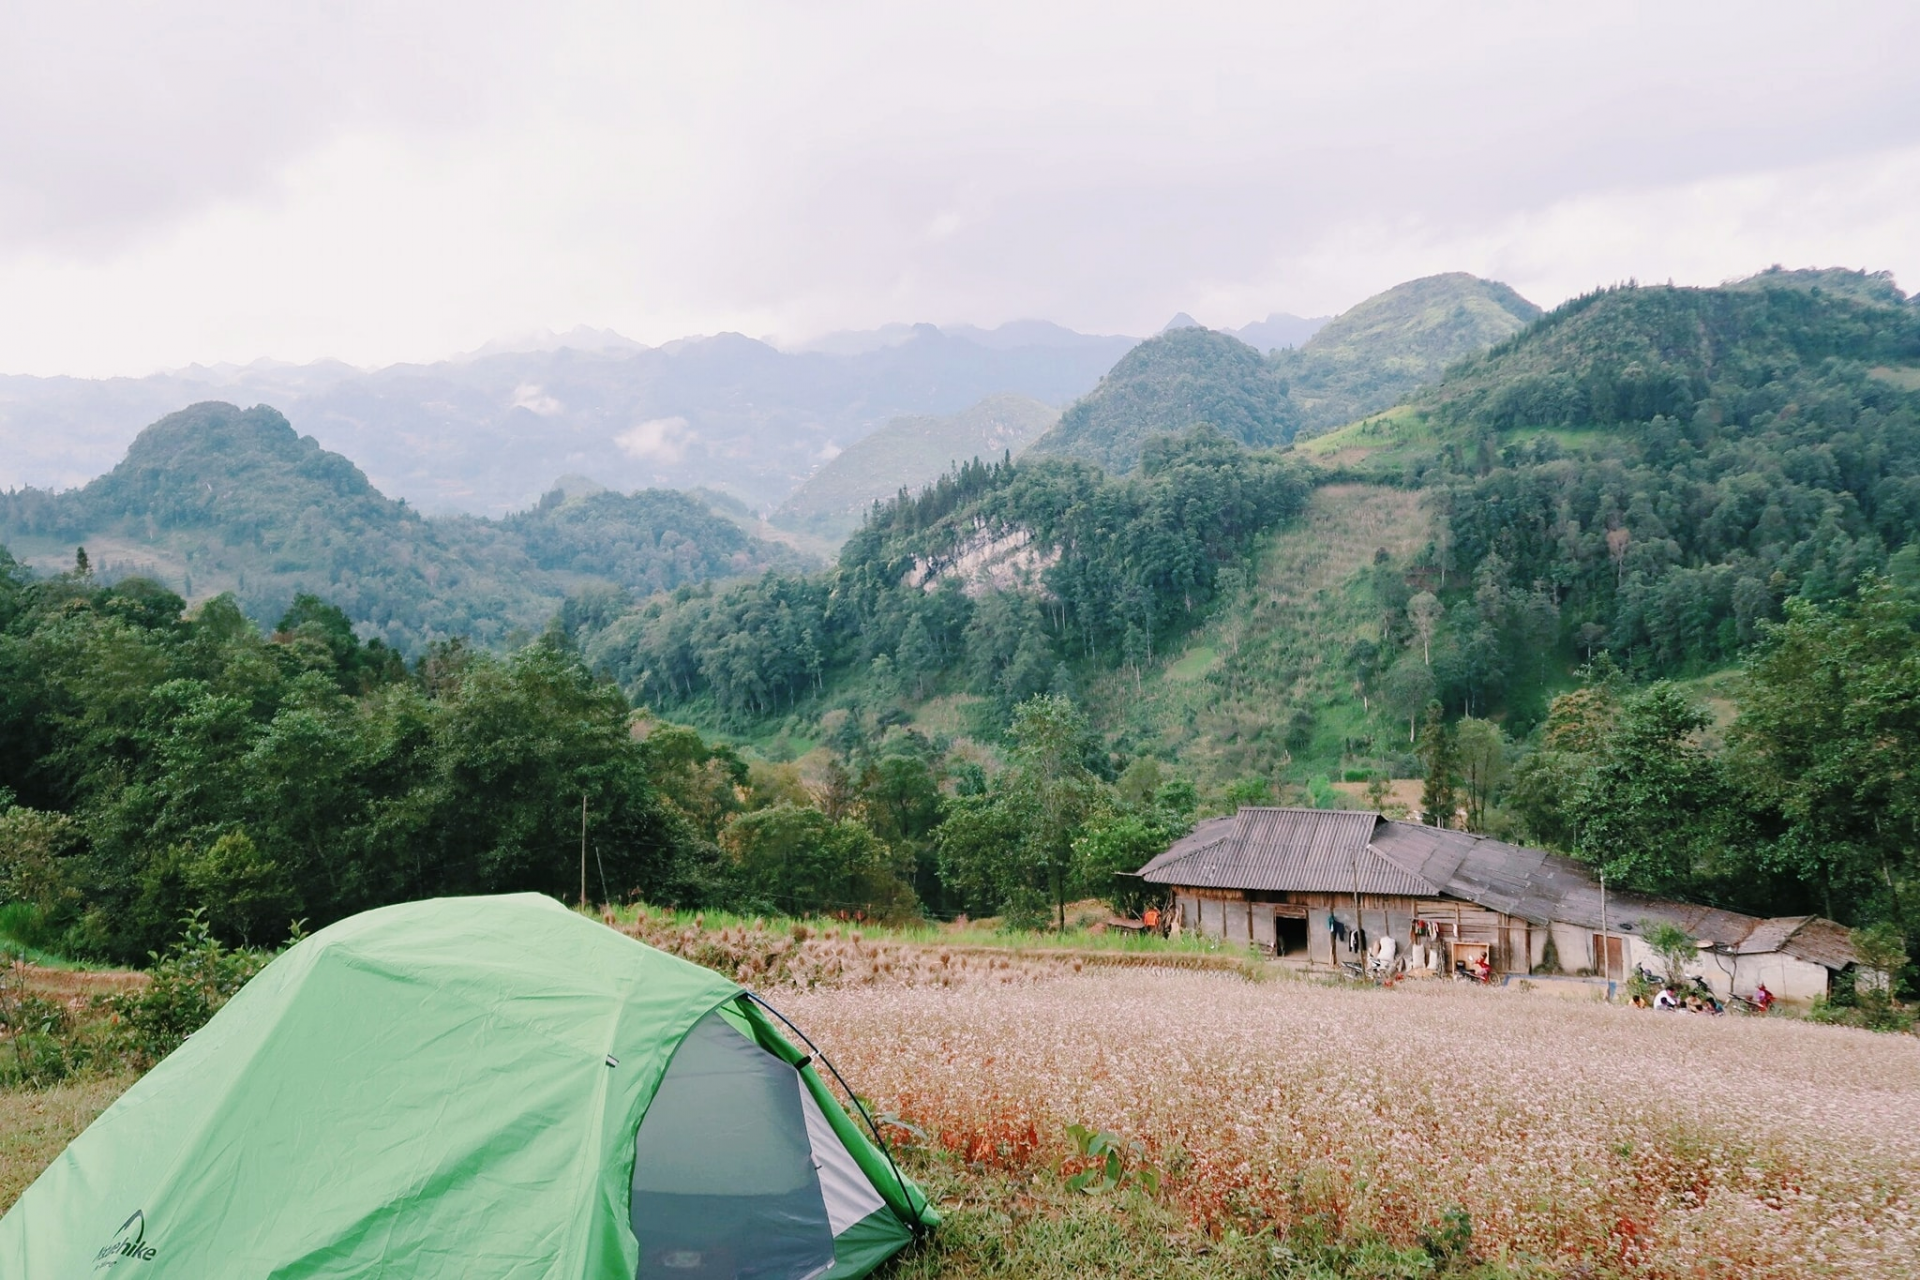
xmin=1134 ymin=816 xmax=1236 ymax=878
xmin=1779 ymin=918 xmax=1858 ymax=969
xmin=1140 ymin=807 xmax=1435 ymax=896
xmin=1733 ymin=915 xmax=1813 ymax=955
xmin=1367 ymin=821 xmax=1856 ymax=968
xmin=1141 ymin=811 xmax=1857 ymax=969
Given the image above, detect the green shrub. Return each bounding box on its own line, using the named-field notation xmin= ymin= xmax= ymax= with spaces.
xmin=0 ymin=957 xmax=93 ymax=1088
xmin=102 ymin=912 xmax=272 ymax=1070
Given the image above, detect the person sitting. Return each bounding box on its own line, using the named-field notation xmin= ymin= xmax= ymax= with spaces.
xmin=1753 ymin=982 xmax=1774 ymax=1013
xmin=1654 ymin=983 xmax=1680 ymax=1010
xmin=1470 ymin=953 xmax=1492 ymax=984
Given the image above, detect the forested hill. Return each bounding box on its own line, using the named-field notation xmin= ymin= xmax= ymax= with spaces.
xmin=1274 ymin=272 xmax=1542 ymax=434
xmin=1028 ymin=274 xmax=1538 ymax=473
xmin=574 ymin=428 xmax=1312 ymax=719
xmin=1305 ymin=269 xmax=1920 ymax=716
xmin=1026 ymin=328 xmax=1295 ymax=472
xmin=0 ymin=402 xmax=806 ymax=650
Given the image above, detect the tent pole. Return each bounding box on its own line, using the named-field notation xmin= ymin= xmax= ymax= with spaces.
xmin=580 ymin=792 xmax=588 ymax=908
xmin=746 ymin=993 xmax=927 ymax=1235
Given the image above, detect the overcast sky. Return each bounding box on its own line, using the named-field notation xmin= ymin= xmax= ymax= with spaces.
xmin=3 ymin=2 xmax=1916 ymax=376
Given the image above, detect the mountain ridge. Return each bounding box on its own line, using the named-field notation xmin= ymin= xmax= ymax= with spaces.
xmin=0 ymin=402 xmax=809 ymax=650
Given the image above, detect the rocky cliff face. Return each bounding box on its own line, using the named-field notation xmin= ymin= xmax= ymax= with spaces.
xmin=904 ymin=520 xmax=1059 ymax=597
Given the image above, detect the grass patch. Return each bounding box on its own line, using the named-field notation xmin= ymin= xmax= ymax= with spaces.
xmin=1163 ymin=646 xmax=1216 ymax=681
xmin=0 ymin=1073 xmax=133 ymax=1213
xmin=1296 ymin=405 xmax=1436 ymax=472
xmin=1089 ymin=482 xmax=1432 ymax=792
xmin=599 ymin=901 xmax=1238 ymax=957
xmin=1869 ymin=364 xmax=1920 ymax=391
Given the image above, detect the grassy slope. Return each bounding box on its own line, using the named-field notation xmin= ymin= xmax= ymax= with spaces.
xmin=1086 ymin=482 xmax=1432 ymax=790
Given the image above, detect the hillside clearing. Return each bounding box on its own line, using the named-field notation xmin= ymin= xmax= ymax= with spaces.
xmin=1094 ymin=482 xmax=1430 ymax=786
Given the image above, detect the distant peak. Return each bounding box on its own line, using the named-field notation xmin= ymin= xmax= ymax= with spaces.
xmin=459 ymin=326 xmax=647 ymax=360
xmin=545 ymin=474 xmax=607 ymax=501
xmin=1160 ymin=312 xmax=1203 ymax=333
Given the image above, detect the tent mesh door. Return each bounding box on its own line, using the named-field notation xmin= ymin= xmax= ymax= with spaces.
xmin=630 ymin=1011 xmax=835 ymax=1280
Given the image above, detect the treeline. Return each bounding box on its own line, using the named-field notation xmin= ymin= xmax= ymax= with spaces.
xmin=578 ymin=428 xmax=1311 ymax=720
xmin=1407 ymin=567 xmax=1919 ymax=969
xmin=0 ymin=547 xmax=1194 ymax=963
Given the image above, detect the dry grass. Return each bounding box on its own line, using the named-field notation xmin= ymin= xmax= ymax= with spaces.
xmin=12 ymin=954 xmax=1917 ymax=1276
xmin=0 ymin=1073 xmax=133 ymax=1213
xmin=793 ymin=970 xmax=1920 ymax=1279
xmin=609 ymin=910 xmax=1260 ymax=990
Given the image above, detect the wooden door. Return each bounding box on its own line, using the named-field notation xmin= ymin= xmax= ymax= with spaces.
xmin=1592 ymin=934 xmax=1624 ymax=981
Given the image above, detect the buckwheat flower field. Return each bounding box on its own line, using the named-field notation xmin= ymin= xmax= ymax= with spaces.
xmin=791 ymin=971 xmax=1920 ymax=1279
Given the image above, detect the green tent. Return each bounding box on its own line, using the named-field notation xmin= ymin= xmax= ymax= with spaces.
xmin=0 ymin=894 xmax=935 ymax=1278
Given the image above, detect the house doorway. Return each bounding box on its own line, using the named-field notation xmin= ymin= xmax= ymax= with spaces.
xmin=1592 ymin=934 xmax=1625 ymax=981
xmin=1274 ymin=916 xmax=1308 ymax=957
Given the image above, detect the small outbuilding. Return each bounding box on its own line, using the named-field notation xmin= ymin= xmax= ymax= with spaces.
xmin=1136 ymin=807 xmax=1857 ymax=1003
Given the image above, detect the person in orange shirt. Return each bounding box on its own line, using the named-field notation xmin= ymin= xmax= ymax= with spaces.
xmin=1142 ymin=906 xmax=1161 ymax=934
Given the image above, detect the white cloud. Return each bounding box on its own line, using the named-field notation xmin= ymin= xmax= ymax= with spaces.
xmin=0 ymin=2 xmax=1915 ymax=374
xmin=615 ymin=417 xmax=693 ymax=463
xmin=511 ymin=382 xmax=563 ymax=416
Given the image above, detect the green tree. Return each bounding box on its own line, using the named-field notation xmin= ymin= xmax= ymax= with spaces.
xmin=1567 ymin=683 xmax=1721 ymax=893
xmin=1642 ymin=920 xmax=1696 ymax=986
xmin=1417 ymin=702 xmax=1459 ymax=828
xmin=1004 ymin=695 xmax=1106 ymax=930
xmin=1454 ymin=717 xmax=1507 ymax=831
xmin=183 ymin=829 xmax=299 ymax=947
xmin=1380 ymin=656 xmax=1436 ymax=744
xmin=1729 ymin=581 xmax=1920 ymax=939
xmin=720 ymin=803 xmax=912 ymax=918
xmin=1072 ymin=812 xmax=1167 ymax=916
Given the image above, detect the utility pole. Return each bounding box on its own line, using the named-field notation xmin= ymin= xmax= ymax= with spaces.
xmin=1598 ymin=868 xmax=1611 ymax=988
xmin=580 ymin=792 xmax=588 ymax=908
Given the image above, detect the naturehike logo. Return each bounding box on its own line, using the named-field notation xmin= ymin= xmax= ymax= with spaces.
xmin=93 ymin=1209 xmax=158 ymax=1270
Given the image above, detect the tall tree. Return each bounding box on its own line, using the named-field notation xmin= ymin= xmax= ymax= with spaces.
xmin=1729 ymin=580 xmax=1920 ymax=935
xmin=1454 ymin=717 xmax=1507 ymax=831
xmin=1565 ymin=683 xmax=1721 ymax=894
xmin=1004 ymin=695 xmax=1106 ymax=930
xmin=1417 ymin=701 xmax=1459 ymax=828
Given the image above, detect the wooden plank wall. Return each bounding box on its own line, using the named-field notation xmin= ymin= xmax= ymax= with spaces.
xmin=1169 ymin=885 xmax=1542 ymax=972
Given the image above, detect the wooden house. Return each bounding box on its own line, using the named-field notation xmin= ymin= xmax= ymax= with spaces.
xmin=1136 ymin=807 xmax=1857 ymax=1003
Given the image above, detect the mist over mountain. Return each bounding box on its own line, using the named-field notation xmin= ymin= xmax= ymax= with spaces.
xmin=0 ymin=322 xmax=1138 ymax=518
xmin=1229 ymin=312 xmax=1330 ymax=352
xmin=774 ymin=392 xmax=1059 ymax=540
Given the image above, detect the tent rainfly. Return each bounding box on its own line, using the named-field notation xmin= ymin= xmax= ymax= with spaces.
xmin=0 ymin=894 xmax=936 ymax=1279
